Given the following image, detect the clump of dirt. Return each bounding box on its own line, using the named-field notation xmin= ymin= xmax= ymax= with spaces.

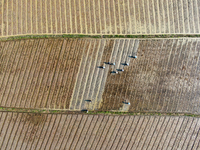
xmin=26 ymin=113 xmax=45 ymax=125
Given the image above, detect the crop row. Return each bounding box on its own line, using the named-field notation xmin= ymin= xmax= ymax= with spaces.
xmin=0 ymin=0 xmax=200 ymax=37
xmin=0 ymin=112 xmax=199 ymax=150
xmin=0 ymin=38 xmax=200 ymax=114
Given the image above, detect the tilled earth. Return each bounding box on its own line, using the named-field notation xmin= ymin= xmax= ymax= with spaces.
xmin=0 ymin=112 xmax=199 ymax=150
xmin=0 ymin=38 xmax=200 ymax=115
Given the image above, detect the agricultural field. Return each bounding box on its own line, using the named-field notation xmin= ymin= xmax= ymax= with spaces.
xmin=0 ymin=0 xmax=200 ymax=37
xmin=99 ymin=38 xmax=200 ymax=114
xmin=0 ymin=112 xmax=199 ymax=150
xmin=0 ymin=38 xmax=85 ymax=109
xmin=0 ymin=38 xmax=200 ymax=114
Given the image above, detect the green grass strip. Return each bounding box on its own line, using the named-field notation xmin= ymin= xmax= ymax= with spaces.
xmin=0 ymin=107 xmax=199 ymax=117
xmin=1 ymin=34 xmax=200 ymax=41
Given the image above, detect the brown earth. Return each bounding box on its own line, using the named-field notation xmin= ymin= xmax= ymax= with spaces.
xmin=0 ymin=38 xmax=83 ymax=109
xmin=0 ymin=112 xmax=200 ymax=150
xmin=0 ymin=38 xmax=200 ymax=115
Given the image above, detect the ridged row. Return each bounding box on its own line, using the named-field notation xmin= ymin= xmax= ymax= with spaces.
xmin=0 ymin=112 xmax=199 ymax=150
xmin=99 ymin=39 xmax=200 ymax=114
xmin=0 ymin=38 xmax=200 ymax=114
xmin=0 ymin=38 xmax=84 ymax=109
xmin=0 ymin=0 xmax=200 ymax=37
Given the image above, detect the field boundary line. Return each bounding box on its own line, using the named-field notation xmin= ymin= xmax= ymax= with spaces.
xmin=1 ymin=33 xmax=200 ymax=40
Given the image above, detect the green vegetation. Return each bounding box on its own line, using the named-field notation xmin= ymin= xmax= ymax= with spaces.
xmin=0 ymin=34 xmax=101 ymax=41
xmin=1 ymin=34 xmax=200 ymax=41
xmin=0 ymin=107 xmax=199 ymax=117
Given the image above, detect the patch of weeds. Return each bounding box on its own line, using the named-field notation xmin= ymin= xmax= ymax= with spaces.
xmin=126 ymin=35 xmax=134 ymax=38
xmin=31 ymin=109 xmax=39 ymax=113
xmin=103 ymin=35 xmax=113 ymax=38
xmin=49 ymin=110 xmax=59 ymax=113
xmin=184 ymin=114 xmax=197 ymax=117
